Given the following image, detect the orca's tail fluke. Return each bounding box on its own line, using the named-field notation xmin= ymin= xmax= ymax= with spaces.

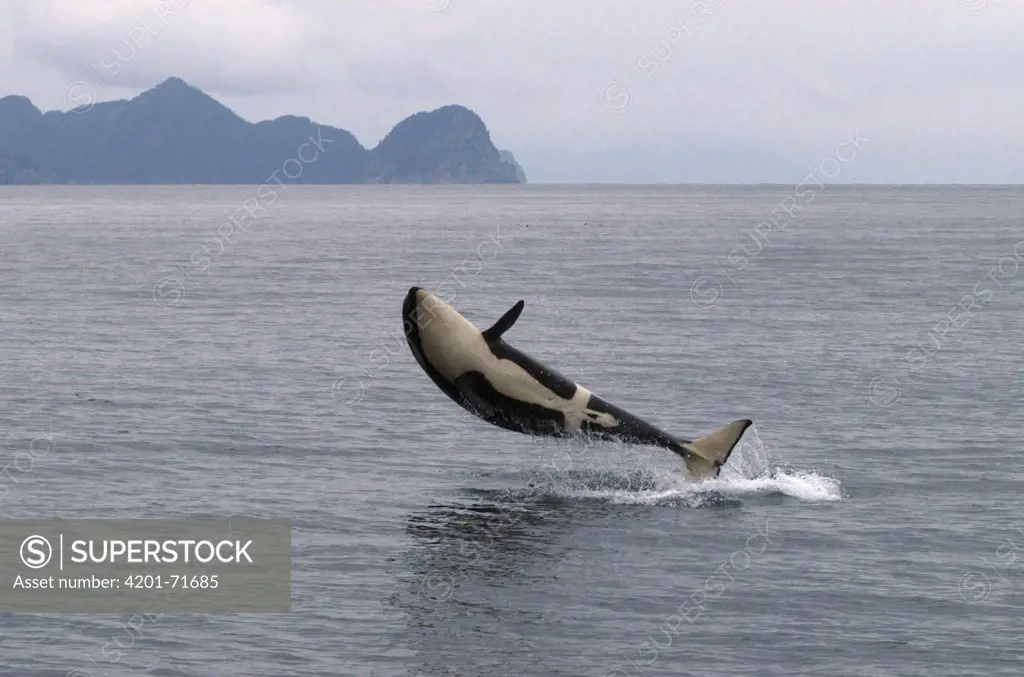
xmin=680 ymin=419 xmax=753 ymax=480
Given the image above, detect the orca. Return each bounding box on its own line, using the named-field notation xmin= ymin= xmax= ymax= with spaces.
xmin=401 ymin=287 xmax=752 ymax=480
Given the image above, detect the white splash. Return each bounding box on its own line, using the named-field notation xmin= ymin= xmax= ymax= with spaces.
xmin=531 ymin=423 xmax=843 ymax=505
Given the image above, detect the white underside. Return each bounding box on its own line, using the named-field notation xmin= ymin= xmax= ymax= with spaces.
xmin=416 ymin=291 xmax=619 ymax=432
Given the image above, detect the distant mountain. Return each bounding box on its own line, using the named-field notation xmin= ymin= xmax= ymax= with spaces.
xmin=359 ymin=105 xmax=519 ymax=184
xmin=0 ymin=151 xmax=45 ymax=185
xmin=498 ymin=150 xmax=527 ymax=183
xmin=0 ymin=77 xmax=525 ymax=185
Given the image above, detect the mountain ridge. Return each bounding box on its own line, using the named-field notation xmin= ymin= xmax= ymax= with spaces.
xmin=0 ymin=77 xmax=524 ymax=185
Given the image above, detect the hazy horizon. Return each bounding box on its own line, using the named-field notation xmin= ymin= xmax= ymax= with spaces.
xmin=2 ymin=0 xmax=1022 ymax=184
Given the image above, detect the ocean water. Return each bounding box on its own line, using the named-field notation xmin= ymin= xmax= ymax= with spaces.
xmin=1 ymin=185 xmax=1022 ymax=677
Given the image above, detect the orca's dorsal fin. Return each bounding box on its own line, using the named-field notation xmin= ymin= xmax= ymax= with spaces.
xmin=482 ymin=300 xmax=524 ymax=341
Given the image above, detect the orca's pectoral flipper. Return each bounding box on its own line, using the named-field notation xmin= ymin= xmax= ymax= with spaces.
xmin=482 ymin=300 xmax=525 ymax=341
xmin=680 ymin=419 xmax=753 ymax=480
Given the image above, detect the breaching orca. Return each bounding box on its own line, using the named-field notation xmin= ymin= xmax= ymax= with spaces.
xmin=402 ymin=287 xmax=752 ymax=480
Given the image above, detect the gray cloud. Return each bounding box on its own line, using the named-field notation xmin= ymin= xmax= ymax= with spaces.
xmin=0 ymin=0 xmax=1021 ymax=182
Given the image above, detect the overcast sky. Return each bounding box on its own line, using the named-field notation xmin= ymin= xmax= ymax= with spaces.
xmin=1 ymin=0 xmax=1021 ymax=183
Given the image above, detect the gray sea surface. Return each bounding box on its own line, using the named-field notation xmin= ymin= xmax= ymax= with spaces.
xmin=1 ymin=185 xmax=1022 ymax=676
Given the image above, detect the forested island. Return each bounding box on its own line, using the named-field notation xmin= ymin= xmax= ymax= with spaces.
xmin=0 ymin=77 xmax=525 ymax=185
